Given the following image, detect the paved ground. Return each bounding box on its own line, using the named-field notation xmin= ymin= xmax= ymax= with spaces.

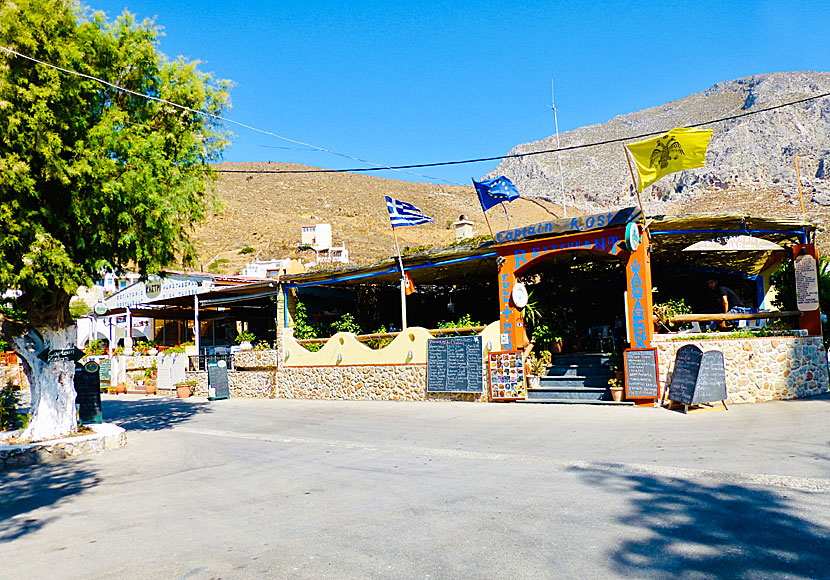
xmin=2 ymin=394 xmax=829 ymax=579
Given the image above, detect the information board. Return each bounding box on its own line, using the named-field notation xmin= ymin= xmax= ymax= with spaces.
xmin=488 ymin=351 xmax=526 ymax=401
xmin=426 ymin=336 xmax=483 ymax=393
xmin=692 ymin=350 xmax=727 ymax=405
xmin=74 ymin=361 xmax=102 ymax=424
xmin=623 ymin=348 xmax=660 ymax=399
xmin=795 ymin=253 xmax=820 ymax=311
xmin=667 ymin=345 xmax=703 ymax=405
xmin=207 ymin=359 xmax=230 ymax=400
xmin=98 ymin=359 xmax=111 ymax=391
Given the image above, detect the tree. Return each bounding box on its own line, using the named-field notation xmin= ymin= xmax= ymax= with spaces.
xmin=0 ymin=0 xmax=231 ymax=440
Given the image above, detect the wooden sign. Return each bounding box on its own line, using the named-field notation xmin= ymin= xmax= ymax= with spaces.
xmin=426 ymin=336 xmax=484 ymax=393
xmin=623 ymin=348 xmax=659 ymax=399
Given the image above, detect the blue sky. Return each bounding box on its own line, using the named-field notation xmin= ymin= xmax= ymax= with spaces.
xmin=91 ymin=0 xmax=830 ymax=185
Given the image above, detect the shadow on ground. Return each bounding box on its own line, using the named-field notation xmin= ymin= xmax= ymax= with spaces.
xmin=0 ymin=460 xmax=101 ymax=542
xmin=103 ymin=397 xmax=212 ymax=431
xmin=573 ymin=466 xmax=830 ymax=579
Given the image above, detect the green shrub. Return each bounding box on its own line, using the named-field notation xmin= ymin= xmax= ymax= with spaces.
xmin=331 ymin=313 xmax=361 ymax=335
xmin=293 ymin=301 xmax=317 ymax=340
xmin=239 ymin=246 xmax=255 ymax=255
xmin=234 ymin=332 xmax=256 ymax=344
xmin=0 ymin=384 xmax=21 ymax=431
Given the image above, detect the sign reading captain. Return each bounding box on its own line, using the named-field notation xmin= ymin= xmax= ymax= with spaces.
xmin=495 ymin=206 xmax=641 ymax=244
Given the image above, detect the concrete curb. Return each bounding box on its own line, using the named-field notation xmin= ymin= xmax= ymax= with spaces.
xmin=0 ymin=423 xmax=127 ymax=471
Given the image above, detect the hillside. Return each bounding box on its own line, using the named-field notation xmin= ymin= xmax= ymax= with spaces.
xmin=487 ymin=71 xmax=830 ymax=216
xmin=191 ymin=162 xmax=575 ymax=273
xmin=193 ymin=72 xmax=830 ymax=271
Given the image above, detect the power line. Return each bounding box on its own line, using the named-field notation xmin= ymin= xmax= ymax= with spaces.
xmin=213 ymin=90 xmax=830 ymax=175
xmin=0 ymin=45 xmax=458 ymax=185
xmin=2 ymin=45 xmax=828 ymax=180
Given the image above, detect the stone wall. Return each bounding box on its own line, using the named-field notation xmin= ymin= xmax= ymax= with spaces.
xmin=653 ymin=335 xmax=829 ymax=403
xmin=185 ymin=362 xmax=491 ymax=402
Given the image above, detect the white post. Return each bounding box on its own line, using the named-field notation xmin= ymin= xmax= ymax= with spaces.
xmin=194 ymin=294 xmax=201 ymax=353
xmin=391 ymin=228 xmax=408 ymax=330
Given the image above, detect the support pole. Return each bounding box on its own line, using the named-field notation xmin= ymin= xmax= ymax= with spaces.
xmin=194 ymin=294 xmax=201 ymax=354
xmin=391 ymin=227 xmax=408 ymax=330
xmin=623 ymin=145 xmax=647 ymax=223
xmin=473 ymin=177 xmax=497 ymax=241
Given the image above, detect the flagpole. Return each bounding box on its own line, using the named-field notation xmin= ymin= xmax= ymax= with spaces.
xmin=623 ymin=145 xmax=647 ymax=223
xmin=391 ymin=226 xmax=408 ymax=330
xmin=473 ymin=178 xmax=497 ymax=241
xmin=501 ymin=202 xmax=511 ymax=230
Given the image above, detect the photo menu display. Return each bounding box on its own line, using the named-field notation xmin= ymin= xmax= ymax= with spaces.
xmin=488 ymin=351 xmax=526 ymax=401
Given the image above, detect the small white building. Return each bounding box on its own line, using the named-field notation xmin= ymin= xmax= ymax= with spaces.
xmin=299 ymin=223 xmax=349 ymax=265
xmin=453 ymin=215 xmax=476 ymax=241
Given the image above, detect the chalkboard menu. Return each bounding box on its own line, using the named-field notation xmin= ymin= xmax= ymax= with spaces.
xmin=426 ymin=336 xmax=483 ymax=393
xmin=667 ymin=345 xmax=728 ymax=407
xmin=207 ymin=359 xmax=230 ymax=400
xmin=74 ymin=362 xmax=103 ymax=423
xmin=667 ymin=345 xmax=703 ymax=405
xmin=624 ymin=348 xmax=660 ymax=399
xmin=693 ymin=351 xmax=727 ymax=405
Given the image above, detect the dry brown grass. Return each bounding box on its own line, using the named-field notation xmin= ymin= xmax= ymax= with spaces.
xmin=191 ymin=162 xmax=579 ymax=273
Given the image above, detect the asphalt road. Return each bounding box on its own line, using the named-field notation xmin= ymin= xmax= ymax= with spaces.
xmin=2 ymin=394 xmax=829 ymax=579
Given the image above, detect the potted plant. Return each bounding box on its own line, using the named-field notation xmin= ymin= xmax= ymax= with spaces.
xmin=143 ymin=363 xmax=157 ymax=395
xmin=115 ymin=383 xmax=127 ymax=394
xmin=607 ymin=377 xmax=624 ymax=402
xmin=526 ymin=350 xmax=551 ymax=388
xmin=175 ymin=380 xmax=196 ymax=398
xmin=234 ymin=332 xmax=256 ymax=351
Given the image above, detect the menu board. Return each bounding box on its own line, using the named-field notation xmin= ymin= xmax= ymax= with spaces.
xmin=73 ymin=361 xmax=103 ymax=424
xmin=98 ymin=358 xmax=111 ymax=390
xmin=624 ymin=348 xmax=660 ymax=399
xmin=667 ymin=345 xmax=703 ymax=405
xmin=488 ymin=350 xmax=526 ymax=401
xmin=426 ymin=336 xmax=483 ymax=393
xmin=207 ymin=359 xmax=230 ymax=400
xmin=692 ymin=350 xmax=727 ymax=405
xmin=795 ymin=253 xmax=820 ymax=311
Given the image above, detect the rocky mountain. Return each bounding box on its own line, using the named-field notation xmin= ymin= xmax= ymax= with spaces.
xmin=487 ymin=71 xmax=830 ymax=215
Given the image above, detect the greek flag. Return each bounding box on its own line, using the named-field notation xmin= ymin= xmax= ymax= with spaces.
xmin=385 ymin=196 xmax=433 ymax=227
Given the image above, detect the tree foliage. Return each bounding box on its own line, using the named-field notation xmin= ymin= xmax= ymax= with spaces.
xmin=0 ymin=0 xmax=231 ymax=330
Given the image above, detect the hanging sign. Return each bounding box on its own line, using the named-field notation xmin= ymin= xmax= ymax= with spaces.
xmin=511 ymin=282 xmax=528 ymax=308
xmin=795 ymin=253 xmax=820 ymax=311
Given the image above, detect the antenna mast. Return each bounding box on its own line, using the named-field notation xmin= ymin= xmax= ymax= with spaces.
xmin=551 ymin=80 xmax=567 ymax=217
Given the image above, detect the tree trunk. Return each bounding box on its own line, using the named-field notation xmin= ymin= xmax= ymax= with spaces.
xmin=13 ymin=327 xmax=78 ymax=442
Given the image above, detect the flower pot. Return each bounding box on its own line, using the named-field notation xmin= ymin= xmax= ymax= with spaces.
xmin=528 ymin=375 xmax=541 ymax=388
xmin=115 ymin=384 xmax=127 ymax=394
xmin=551 ymin=341 xmax=563 ymax=354
xmin=176 ymin=384 xmax=193 ymax=398
xmin=145 ymin=382 xmax=157 ymax=395
xmin=610 ymin=386 xmax=624 ymax=402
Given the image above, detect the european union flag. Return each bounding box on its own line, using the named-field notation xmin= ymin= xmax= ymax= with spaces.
xmin=472 ymin=176 xmax=520 ymax=212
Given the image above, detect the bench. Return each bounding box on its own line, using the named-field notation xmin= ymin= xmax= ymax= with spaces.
xmin=670 ymin=310 xmax=802 ymax=324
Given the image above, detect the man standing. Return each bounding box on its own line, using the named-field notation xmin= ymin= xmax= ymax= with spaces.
xmin=707 ymin=278 xmax=750 ymax=330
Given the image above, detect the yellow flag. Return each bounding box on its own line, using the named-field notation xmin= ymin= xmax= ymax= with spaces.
xmin=625 ymin=127 xmax=713 ymax=192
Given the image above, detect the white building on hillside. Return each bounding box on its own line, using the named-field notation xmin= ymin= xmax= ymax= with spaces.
xmin=299 ymin=223 xmax=349 ymax=265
